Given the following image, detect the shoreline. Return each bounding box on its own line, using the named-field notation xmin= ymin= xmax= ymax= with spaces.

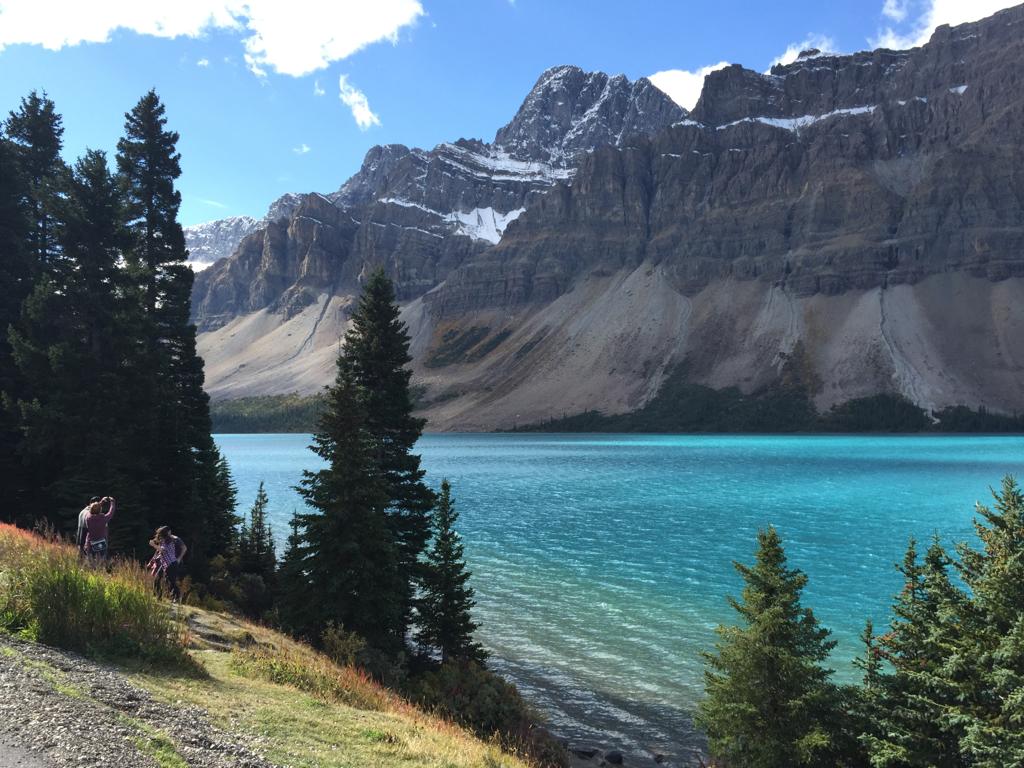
xmin=486 ymin=653 xmax=707 ymax=767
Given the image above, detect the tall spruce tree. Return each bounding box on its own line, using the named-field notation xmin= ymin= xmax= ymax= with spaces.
xmin=239 ymin=481 xmax=276 ymax=580
xmin=0 ymin=136 xmax=31 ymax=516
xmin=338 ymin=268 xmax=435 ymax=633
xmin=115 ymin=90 xmax=229 ymax=564
xmin=4 ymin=91 xmax=66 ymax=268
xmin=8 ymin=149 xmax=132 ymax=529
xmin=953 ymin=476 xmax=1024 ymax=766
xmin=295 ymin=368 xmax=405 ymax=650
xmin=416 ymin=479 xmax=486 ymax=664
xmin=696 ymin=527 xmax=841 ymax=768
xmin=864 ymin=538 xmax=967 ymax=768
xmin=277 ymin=512 xmax=314 ymax=635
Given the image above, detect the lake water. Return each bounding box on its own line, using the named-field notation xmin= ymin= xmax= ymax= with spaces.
xmin=214 ymin=433 xmax=1024 ymax=762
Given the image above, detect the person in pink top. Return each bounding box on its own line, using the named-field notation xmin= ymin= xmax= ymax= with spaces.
xmin=83 ymin=496 xmax=115 ymax=560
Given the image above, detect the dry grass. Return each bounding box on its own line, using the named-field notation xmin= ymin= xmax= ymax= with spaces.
xmin=0 ymin=523 xmax=191 ymax=666
xmin=135 ymin=606 xmax=532 ymax=768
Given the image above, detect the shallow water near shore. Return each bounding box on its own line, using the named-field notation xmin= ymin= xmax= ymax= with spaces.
xmin=215 ymin=433 xmax=1024 ymax=761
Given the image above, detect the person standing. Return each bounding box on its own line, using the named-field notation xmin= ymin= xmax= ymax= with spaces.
xmin=77 ymin=496 xmax=101 ymax=554
xmin=83 ymin=496 xmax=115 ymax=561
xmin=149 ymin=526 xmax=187 ymax=602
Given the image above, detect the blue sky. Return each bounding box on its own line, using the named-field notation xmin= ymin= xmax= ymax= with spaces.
xmin=0 ymin=0 xmax=1012 ymax=226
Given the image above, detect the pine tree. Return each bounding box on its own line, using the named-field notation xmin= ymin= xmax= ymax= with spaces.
xmin=338 ymin=267 xmax=435 ymax=633
xmin=416 ymin=479 xmax=486 ymax=664
xmin=240 ymin=481 xmax=276 ymax=580
xmin=8 ymin=149 xmax=132 ymax=529
xmin=864 ymin=538 xmax=967 ymax=768
xmin=696 ymin=526 xmax=841 ymax=768
xmin=115 ymin=90 xmax=227 ymax=563
xmin=953 ymin=476 xmax=1024 ymax=766
xmin=4 ymin=91 xmax=66 ymax=267
xmin=295 ymin=366 xmax=404 ymax=650
xmin=0 ymin=136 xmax=31 ymax=517
xmin=277 ymin=511 xmax=313 ymax=634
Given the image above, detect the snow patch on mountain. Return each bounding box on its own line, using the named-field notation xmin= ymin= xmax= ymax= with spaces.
xmin=447 ymin=207 xmax=526 ymax=244
xmin=184 ymin=215 xmax=259 ymax=269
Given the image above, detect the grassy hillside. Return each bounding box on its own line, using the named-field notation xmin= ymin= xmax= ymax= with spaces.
xmin=0 ymin=524 xmax=532 ymax=768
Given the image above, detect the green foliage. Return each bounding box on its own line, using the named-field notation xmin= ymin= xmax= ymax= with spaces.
xmin=696 ymin=527 xmax=843 ymax=768
xmin=4 ymin=90 xmax=66 ymax=266
xmin=821 ymin=394 xmax=932 ymax=432
xmin=951 ymin=477 xmax=1024 ymax=766
xmin=207 ymin=481 xmax=275 ymax=619
xmin=417 ymin=479 xmax=486 ymax=664
xmin=863 ymin=538 xmax=967 ymax=767
xmin=292 ymin=368 xmax=405 ymax=651
xmin=0 ymin=135 xmax=33 ymax=518
xmin=321 ymin=622 xmax=368 ymax=667
xmin=339 ymin=267 xmax=435 ymax=634
xmin=933 ymin=405 xmax=1024 ymax=432
xmin=210 ymin=393 xmax=324 ymax=433
xmin=515 ymin=368 xmax=1023 ymax=435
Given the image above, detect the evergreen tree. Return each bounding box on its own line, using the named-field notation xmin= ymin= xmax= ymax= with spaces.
xmin=338 ymin=267 xmax=435 ymax=632
xmin=416 ymin=479 xmax=486 ymax=664
xmin=953 ymin=477 xmax=1024 ymax=766
xmin=115 ymin=90 xmax=227 ymax=563
xmin=8 ymin=149 xmax=132 ymax=529
xmin=294 ymin=367 xmax=404 ymax=650
xmin=239 ymin=481 xmax=276 ymax=580
xmin=0 ymin=136 xmax=31 ymax=516
xmin=864 ymin=538 xmax=967 ymax=768
xmin=4 ymin=91 xmax=66 ymax=267
xmin=696 ymin=526 xmax=841 ymax=768
xmin=277 ymin=511 xmax=313 ymax=634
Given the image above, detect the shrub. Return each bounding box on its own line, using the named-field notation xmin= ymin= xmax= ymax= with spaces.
xmin=321 ymin=622 xmax=367 ymax=667
xmin=410 ymin=661 xmax=568 ymax=767
xmin=0 ymin=524 xmax=191 ymax=667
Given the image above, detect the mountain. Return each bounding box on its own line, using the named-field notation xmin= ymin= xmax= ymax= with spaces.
xmin=183 ymin=191 xmax=308 ymax=270
xmin=184 ymin=215 xmax=259 ymax=270
xmin=193 ymin=8 xmax=1024 ymax=429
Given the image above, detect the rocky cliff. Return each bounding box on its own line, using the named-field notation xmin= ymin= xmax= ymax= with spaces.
xmin=193 ymin=7 xmax=1024 ymax=428
xmin=191 ymin=66 xmax=683 ymax=332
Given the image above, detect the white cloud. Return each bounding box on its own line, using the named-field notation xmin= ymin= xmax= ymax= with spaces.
xmin=882 ymin=0 xmax=909 ymax=22
xmin=648 ymin=62 xmax=730 ymax=111
xmin=339 ymin=75 xmax=380 ymax=130
xmin=769 ymin=34 xmax=837 ymax=69
xmin=873 ymin=0 xmax=1018 ymax=48
xmin=0 ymin=1 xmax=424 ymax=77
xmin=197 ymin=198 xmax=227 ymax=209
xmin=313 ymin=79 xmax=325 ymax=96
xmin=196 ymin=57 xmax=209 ymax=67
xmin=293 ymin=143 xmax=311 ymax=155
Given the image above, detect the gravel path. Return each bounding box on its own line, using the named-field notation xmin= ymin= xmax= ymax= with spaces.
xmin=0 ymin=635 xmax=279 ymax=768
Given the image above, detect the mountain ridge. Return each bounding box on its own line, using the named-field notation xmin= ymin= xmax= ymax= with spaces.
xmin=191 ymin=7 xmax=1024 ymax=429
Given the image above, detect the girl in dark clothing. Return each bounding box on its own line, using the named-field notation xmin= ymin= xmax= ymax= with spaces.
xmin=148 ymin=526 xmax=187 ymax=602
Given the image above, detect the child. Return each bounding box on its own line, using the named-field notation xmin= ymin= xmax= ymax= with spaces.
xmin=148 ymin=526 xmax=187 ymax=602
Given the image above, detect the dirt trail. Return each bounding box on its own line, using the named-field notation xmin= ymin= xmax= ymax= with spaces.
xmin=0 ymin=635 xmax=276 ymax=768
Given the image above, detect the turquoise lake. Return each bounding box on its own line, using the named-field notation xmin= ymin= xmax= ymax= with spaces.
xmin=214 ymin=433 xmax=1024 ymax=759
